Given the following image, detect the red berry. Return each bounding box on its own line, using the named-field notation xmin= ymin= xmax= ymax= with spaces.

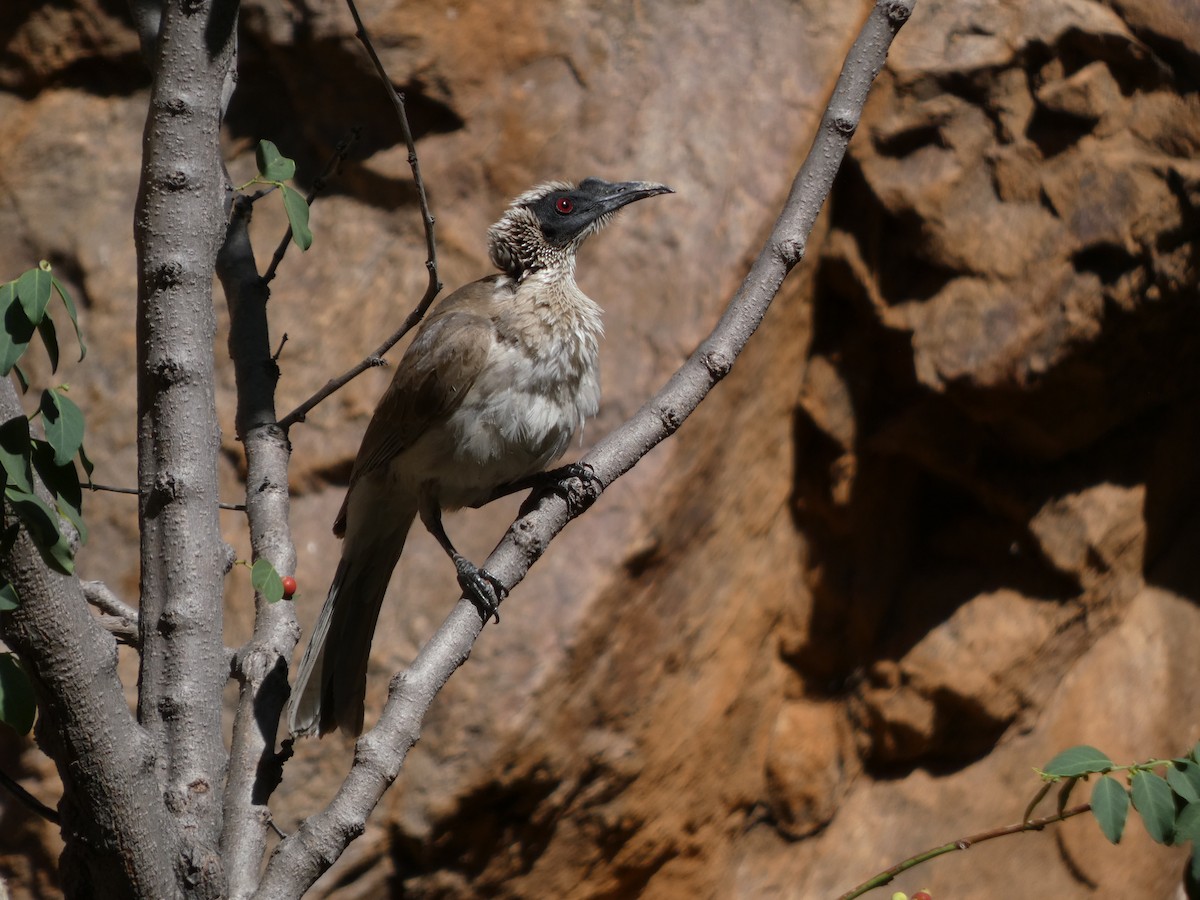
xmin=912 ymin=892 xmax=932 ymax=900
xmin=281 ymin=575 xmax=297 ymax=598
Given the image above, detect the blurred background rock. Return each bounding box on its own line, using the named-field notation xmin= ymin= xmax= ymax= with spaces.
xmin=1 ymin=0 xmax=1197 ymax=896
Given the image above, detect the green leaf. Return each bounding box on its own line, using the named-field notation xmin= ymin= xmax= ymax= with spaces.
xmin=0 ymin=582 xmax=18 ymax=610
xmin=40 ymin=389 xmax=84 ymax=468
xmin=77 ymin=443 xmax=94 ymax=480
xmin=31 ymin=441 xmax=85 ymax=546
xmin=256 ymin=139 xmax=296 ymax=182
xmin=1174 ymin=760 xmax=1200 ymax=803
xmin=1131 ymin=770 xmax=1176 ymax=844
xmin=1091 ymin=775 xmax=1130 ymax=843
xmin=1056 ymin=776 xmax=1079 ymax=815
xmin=0 ymin=283 xmax=35 ymax=375
xmin=1170 ymin=763 xmax=1200 ymax=804
xmin=5 ymin=486 xmax=74 ymax=575
xmin=16 ymin=266 xmax=52 ymax=324
xmin=0 ymin=653 xmax=35 ymax=735
xmin=251 ymin=558 xmax=285 ymax=603
xmin=281 ymin=185 xmax=312 ymax=251
xmin=0 ymin=416 xmax=33 ymax=494
xmin=50 ymin=275 xmax=85 ymax=362
xmin=37 ymin=315 xmax=58 ymax=373
xmin=1177 ymin=801 xmax=1200 ymax=845
xmin=12 ymin=362 xmax=28 ymax=394
xmin=1043 ymin=745 xmax=1114 ymax=777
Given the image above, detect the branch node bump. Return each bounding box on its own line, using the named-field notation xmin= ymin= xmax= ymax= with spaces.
xmin=657 ymin=405 xmax=683 ymax=435
xmin=776 ymin=236 xmax=806 ymax=266
xmin=154 ymin=259 xmax=185 ymax=288
xmin=703 ymin=348 xmax=734 ymax=382
xmin=830 ymin=111 xmax=859 ymax=137
xmin=883 ymin=0 xmax=913 ymax=25
xmin=164 ymin=170 xmax=192 ymax=191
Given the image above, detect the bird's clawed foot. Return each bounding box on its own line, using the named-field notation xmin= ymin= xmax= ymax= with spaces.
xmin=522 ymin=462 xmax=603 ymax=517
xmin=453 ymin=554 xmax=506 ymax=624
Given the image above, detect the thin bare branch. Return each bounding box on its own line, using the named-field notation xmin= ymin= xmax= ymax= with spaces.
xmin=253 ymin=2 xmax=918 ymax=894
xmin=836 ymin=803 xmax=1093 ymax=899
xmin=85 ymin=481 xmax=246 ymax=512
xmin=94 ymin=614 xmax=140 ymax=645
xmin=0 ymin=767 xmax=60 ymax=825
xmin=82 ymin=580 xmax=138 ymax=622
xmin=277 ymin=0 xmax=442 ymax=430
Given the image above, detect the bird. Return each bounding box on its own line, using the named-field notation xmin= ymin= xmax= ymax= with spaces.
xmin=288 ymin=177 xmax=673 ymax=736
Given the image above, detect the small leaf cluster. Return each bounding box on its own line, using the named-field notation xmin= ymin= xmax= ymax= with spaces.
xmin=239 ymin=140 xmax=313 ymax=251
xmin=1039 ymin=743 xmax=1200 ymax=880
xmin=0 ymin=261 xmax=86 ymax=386
xmin=0 ymin=263 xmax=92 ymax=735
xmin=0 ymin=264 xmax=91 ymax=578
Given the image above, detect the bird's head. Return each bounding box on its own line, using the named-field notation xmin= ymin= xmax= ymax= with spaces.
xmin=488 ymin=178 xmax=673 ymax=280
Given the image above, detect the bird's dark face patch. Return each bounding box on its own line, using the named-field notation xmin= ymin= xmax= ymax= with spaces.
xmin=527 ymin=178 xmax=673 ymax=247
xmin=529 ymin=186 xmax=608 ymax=246
xmin=488 ymin=178 xmax=672 ymax=277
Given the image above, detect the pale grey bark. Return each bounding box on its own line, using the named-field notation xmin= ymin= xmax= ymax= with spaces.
xmin=253 ymin=1 xmax=918 ymax=895
xmin=132 ymin=0 xmax=239 ymax=894
xmin=217 ymin=200 xmax=301 ymax=900
xmin=0 ymin=379 xmax=179 ymax=899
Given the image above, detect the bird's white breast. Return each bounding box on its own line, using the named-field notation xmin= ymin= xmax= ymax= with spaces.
xmin=404 ymin=271 xmax=603 ymax=509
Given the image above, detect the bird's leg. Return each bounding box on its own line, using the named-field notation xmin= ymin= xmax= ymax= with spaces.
xmin=473 ymin=462 xmax=603 ymax=517
xmin=418 ymin=486 xmax=505 ymax=624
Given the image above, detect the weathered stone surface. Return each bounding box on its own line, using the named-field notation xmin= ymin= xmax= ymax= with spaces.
xmin=2 ymin=0 xmax=1199 ymax=897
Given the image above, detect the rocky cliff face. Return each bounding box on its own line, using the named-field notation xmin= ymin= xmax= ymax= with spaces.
xmin=1 ymin=0 xmax=1198 ymax=897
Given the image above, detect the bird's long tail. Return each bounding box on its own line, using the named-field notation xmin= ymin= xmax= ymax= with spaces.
xmin=288 ymin=503 xmax=417 ymax=736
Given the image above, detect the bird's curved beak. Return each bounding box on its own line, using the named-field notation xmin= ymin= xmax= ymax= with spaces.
xmin=589 ymin=179 xmax=674 ymax=213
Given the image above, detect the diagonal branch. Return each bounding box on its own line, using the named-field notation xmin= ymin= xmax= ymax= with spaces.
xmin=253 ymin=1 xmax=918 ymax=895
xmin=277 ymin=0 xmax=442 ymax=430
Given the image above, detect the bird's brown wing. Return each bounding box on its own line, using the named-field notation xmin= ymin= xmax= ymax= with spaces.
xmin=332 ymin=276 xmax=507 ymax=536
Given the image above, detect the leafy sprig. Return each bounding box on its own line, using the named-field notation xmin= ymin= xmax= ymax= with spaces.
xmin=236 ymin=140 xmax=313 ymax=251
xmin=1038 ymin=743 xmax=1200 ymax=879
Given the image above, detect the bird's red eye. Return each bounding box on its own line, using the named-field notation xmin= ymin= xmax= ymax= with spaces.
xmin=555 ymin=197 xmax=574 ymax=214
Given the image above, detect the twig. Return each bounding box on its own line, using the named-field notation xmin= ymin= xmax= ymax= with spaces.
xmin=82 ymin=580 xmax=139 ymax=622
xmin=253 ymin=2 xmax=918 ymax=895
xmin=82 ymin=579 xmax=140 ymax=646
xmin=277 ymin=0 xmax=442 ymax=430
xmin=262 ymin=128 xmax=361 ymax=285
xmin=836 ymin=803 xmax=1093 ymax=899
xmin=85 ymin=481 xmax=246 ymax=512
xmin=94 ymin=615 xmax=140 ymax=646
xmin=0 ymin=768 xmax=60 ymax=825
